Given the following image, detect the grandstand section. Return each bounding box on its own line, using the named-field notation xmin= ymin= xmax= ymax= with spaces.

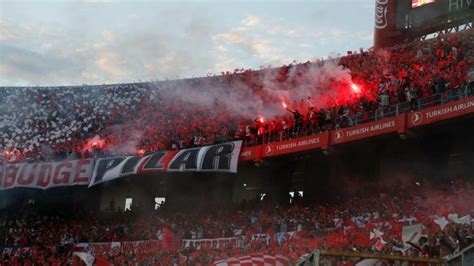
xmin=0 ymin=2 xmax=473 ymax=266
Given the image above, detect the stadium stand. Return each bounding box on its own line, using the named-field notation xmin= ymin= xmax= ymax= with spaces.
xmin=0 ymin=178 xmax=472 ymax=265
xmin=0 ymin=14 xmax=473 ymax=266
xmin=1 ymin=29 xmax=473 ymax=163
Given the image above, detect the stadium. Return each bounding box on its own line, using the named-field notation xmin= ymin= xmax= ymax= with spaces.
xmin=0 ymin=0 xmax=473 ymax=265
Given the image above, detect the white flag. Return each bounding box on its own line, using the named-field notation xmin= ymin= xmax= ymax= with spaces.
xmin=448 ymin=213 xmax=459 ymax=222
xmin=402 ymin=224 xmax=422 ymax=248
xmin=448 ymin=214 xmax=471 ymax=224
xmin=370 ymin=228 xmax=384 ymax=240
xmin=73 ymin=252 xmax=95 ymax=266
xmin=434 ymin=217 xmax=449 ymax=230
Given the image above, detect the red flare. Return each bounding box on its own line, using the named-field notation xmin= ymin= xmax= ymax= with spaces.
xmin=351 ymin=83 xmax=361 ymax=93
xmin=86 ymin=138 xmax=104 ymax=151
xmin=259 ymin=117 xmax=264 ymax=123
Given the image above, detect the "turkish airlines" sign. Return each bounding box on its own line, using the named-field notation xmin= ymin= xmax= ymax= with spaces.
xmin=263 ymin=132 xmax=329 ymax=157
xmin=331 ymin=116 xmax=403 ymax=144
xmin=408 ymin=97 xmax=474 ymax=127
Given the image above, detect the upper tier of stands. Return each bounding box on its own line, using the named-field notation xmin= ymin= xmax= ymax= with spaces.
xmin=1 ymin=29 xmax=473 ymax=163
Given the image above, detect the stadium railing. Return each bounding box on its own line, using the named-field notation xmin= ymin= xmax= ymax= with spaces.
xmin=253 ymin=82 xmax=474 ymax=146
xmin=446 ymin=244 xmax=474 ymax=266
xmin=343 ymin=83 xmax=474 ymax=127
xmin=297 ymin=249 xmax=446 ymax=266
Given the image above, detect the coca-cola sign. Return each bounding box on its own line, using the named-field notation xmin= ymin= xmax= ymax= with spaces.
xmin=375 ymin=0 xmax=389 ymax=29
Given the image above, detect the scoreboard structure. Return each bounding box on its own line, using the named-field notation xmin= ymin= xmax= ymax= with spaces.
xmin=374 ymin=0 xmax=473 ymax=49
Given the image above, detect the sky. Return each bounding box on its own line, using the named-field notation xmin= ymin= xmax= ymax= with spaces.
xmin=0 ymin=0 xmax=376 ymax=86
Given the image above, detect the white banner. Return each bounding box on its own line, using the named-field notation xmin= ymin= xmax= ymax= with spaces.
xmin=0 ymin=159 xmax=94 ymax=191
xmin=89 ymin=141 xmax=243 ymax=187
xmin=0 ymin=141 xmax=243 ymax=190
xmin=168 ymin=141 xmax=242 ymax=173
xmin=250 ymin=231 xmax=300 ymax=244
xmin=75 ymin=240 xmax=162 ymax=255
xmin=89 ymin=156 xmax=147 ymax=187
xmin=182 ymin=237 xmax=238 ymax=250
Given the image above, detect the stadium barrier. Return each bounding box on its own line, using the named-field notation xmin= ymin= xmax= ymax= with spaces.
xmin=297 ymin=249 xmax=446 ymax=266
xmin=252 ymin=83 xmax=474 ymax=146
xmin=446 ymin=244 xmax=474 ymax=266
xmin=241 ymin=86 xmax=474 ymax=161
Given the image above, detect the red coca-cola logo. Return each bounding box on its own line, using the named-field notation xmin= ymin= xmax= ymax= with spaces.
xmin=375 ymin=0 xmax=389 ymax=29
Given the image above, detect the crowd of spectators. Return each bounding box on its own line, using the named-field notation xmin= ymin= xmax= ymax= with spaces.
xmin=1 ymin=29 xmax=473 ymax=163
xmin=1 ymin=180 xmax=472 ymax=265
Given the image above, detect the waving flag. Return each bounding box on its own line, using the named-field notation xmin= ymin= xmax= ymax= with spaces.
xmin=214 ymin=254 xmax=290 ymax=266
xmin=73 ymin=252 xmax=95 ymax=266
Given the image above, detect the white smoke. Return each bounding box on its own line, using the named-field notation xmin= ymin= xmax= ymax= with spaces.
xmin=156 ymin=59 xmax=353 ymax=121
xmin=104 ymin=129 xmax=144 ymax=156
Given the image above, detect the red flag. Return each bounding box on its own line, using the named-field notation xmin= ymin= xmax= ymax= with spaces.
xmin=374 ymin=239 xmax=386 ymax=251
xmin=162 ymin=227 xmax=174 ymax=252
xmin=95 ymin=256 xmax=111 ymax=266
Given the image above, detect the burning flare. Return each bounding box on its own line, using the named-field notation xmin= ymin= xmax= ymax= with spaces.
xmin=351 ymin=83 xmax=361 ymax=93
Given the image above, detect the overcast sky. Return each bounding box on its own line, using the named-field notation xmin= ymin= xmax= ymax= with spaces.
xmin=0 ymin=0 xmax=375 ymax=86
